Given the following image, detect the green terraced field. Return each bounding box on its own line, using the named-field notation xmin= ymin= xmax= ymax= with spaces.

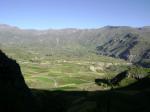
xmin=18 ymin=56 xmax=130 ymax=90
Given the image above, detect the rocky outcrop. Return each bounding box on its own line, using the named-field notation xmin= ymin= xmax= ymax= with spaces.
xmin=0 ymin=50 xmax=36 ymax=112
xmin=96 ymin=33 xmax=138 ymax=61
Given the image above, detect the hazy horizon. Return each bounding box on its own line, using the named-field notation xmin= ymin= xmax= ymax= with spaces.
xmin=1 ymin=23 xmax=150 ymax=30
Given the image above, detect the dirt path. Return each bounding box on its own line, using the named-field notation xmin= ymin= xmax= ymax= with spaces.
xmin=30 ymin=75 xmax=58 ymax=88
xmin=47 ymin=77 xmax=58 ymax=88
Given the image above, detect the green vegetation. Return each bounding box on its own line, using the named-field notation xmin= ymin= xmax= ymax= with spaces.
xmin=2 ymin=45 xmax=149 ymax=91
xmin=0 ymin=44 xmax=131 ymax=90
xmin=128 ymin=66 xmax=150 ymax=78
xmin=21 ymin=55 xmax=129 ymax=90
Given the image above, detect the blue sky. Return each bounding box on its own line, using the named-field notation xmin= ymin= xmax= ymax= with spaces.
xmin=0 ymin=0 xmax=150 ymax=29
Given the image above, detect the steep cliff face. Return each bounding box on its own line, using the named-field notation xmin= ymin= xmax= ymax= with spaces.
xmin=96 ymin=33 xmax=150 ymax=66
xmin=0 ymin=50 xmax=36 ymax=112
xmin=96 ymin=33 xmax=138 ymax=59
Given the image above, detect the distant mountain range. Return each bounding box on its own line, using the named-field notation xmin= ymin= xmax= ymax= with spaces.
xmin=0 ymin=24 xmax=150 ymax=67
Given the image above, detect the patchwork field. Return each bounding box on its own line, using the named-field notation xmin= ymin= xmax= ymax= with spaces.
xmin=17 ymin=56 xmax=130 ymax=90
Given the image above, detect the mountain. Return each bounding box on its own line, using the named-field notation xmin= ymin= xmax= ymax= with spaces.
xmin=96 ymin=27 xmax=150 ymax=67
xmin=0 ymin=24 xmax=150 ymax=67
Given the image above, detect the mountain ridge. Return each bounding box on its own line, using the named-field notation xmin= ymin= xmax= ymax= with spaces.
xmin=1 ymin=24 xmax=150 ymax=30
xmin=0 ymin=24 xmax=150 ymax=67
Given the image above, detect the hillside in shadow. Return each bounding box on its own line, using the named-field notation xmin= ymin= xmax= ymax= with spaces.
xmin=0 ymin=50 xmax=150 ymax=112
xmin=0 ymin=50 xmax=36 ymax=112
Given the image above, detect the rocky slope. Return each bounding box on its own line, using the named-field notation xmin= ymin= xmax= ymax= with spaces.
xmin=0 ymin=50 xmax=36 ymax=112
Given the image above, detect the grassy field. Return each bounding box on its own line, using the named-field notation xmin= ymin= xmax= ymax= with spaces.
xmin=15 ymin=54 xmax=130 ymax=90
xmin=2 ymin=48 xmax=139 ymax=90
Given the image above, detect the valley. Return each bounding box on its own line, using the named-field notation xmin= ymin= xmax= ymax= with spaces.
xmin=0 ymin=25 xmax=150 ymax=112
xmin=2 ymin=48 xmax=131 ymax=90
xmin=0 ymin=24 xmax=150 ymax=90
